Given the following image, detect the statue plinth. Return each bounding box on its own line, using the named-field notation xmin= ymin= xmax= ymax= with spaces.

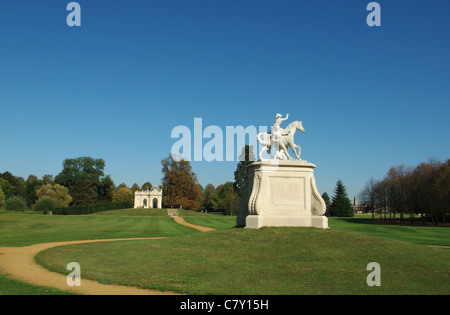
xmin=236 ymin=160 xmax=328 ymax=229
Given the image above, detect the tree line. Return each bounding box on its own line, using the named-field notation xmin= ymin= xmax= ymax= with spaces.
xmin=359 ymin=158 xmax=449 ymax=225
xmin=0 ymin=157 xmax=155 ymax=212
xmin=0 ymin=155 xmax=242 ymax=214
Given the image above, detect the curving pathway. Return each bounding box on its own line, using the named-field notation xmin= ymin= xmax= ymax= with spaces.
xmin=0 ymin=216 xmax=216 ymax=295
xmin=172 ymin=216 xmax=216 ymax=232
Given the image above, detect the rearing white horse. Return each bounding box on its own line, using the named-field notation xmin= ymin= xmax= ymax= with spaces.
xmin=257 ymin=121 xmax=305 ymax=161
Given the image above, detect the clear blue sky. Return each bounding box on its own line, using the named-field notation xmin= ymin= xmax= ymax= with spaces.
xmin=1 ymin=0 xmax=449 ymax=199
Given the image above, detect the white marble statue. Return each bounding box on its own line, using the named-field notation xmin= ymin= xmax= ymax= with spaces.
xmin=257 ymin=114 xmax=305 ymax=161
xmin=237 ymin=114 xmax=328 ymax=229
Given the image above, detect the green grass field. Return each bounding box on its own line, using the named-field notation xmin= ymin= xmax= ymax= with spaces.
xmin=0 ymin=274 xmax=76 ymax=295
xmin=330 ymin=216 xmax=450 ymax=247
xmin=1 ymin=210 xmax=449 ymax=295
xmin=0 ymin=210 xmax=200 ymax=247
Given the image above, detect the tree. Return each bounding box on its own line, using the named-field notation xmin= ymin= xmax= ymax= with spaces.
xmin=41 ymin=174 xmax=54 ymax=185
xmin=361 ymin=158 xmax=450 ymax=225
xmin=384 ymin=165 xmax=410 ymax=223
xmin=70 ymin=179 xmax=97 ymax=206
xmin=359 ymin=177 xmax=379 ymax=220
xmin=214 ymin=182 xmax=240 ymax=215
xmin=0 ymin=187 xmax=5 ymax=209
xmin=36 ymin=184 xmax=72 ymax=208
xmin=34 ymin=196 xmax=56 ymax=214
xmin=0 ymin=172 xmax=25 ymax=197
xmin=98 ymin=175 xmax=116 ymax=203
xmin=161 ymin=154 xmax=202 ymax=210
xmin=435 ymin=159 xmax=450 ymax=220
xmin=234 ymin=145 xmax=256 ymax=197
xmin=117 ymin=183 xmax=129 ymax=189
xmin=112 ymin=187 xmax=133 ymax=203
xmin=222 ymin=186 xmax=239 ymax=215
xmin=410 ymin=159 xmax=446 ymax=225
xmin=329 ymin=180 xmax=354 ymax=217
xmin=131 ymin=183 xmax=141 ymax=193
xmin=141 ymin=182 xmax=152 ymax=190
xmin=4 ymin=196 xmax=28 ymax=212
xmin=55 ymin=157 xmax=105 ymax=187
xmin=15 ymin=177 xmax=26 ymax=198
xmin=24 ymin=175 xmax=42 ymax=206
xmin=374 ymin=178 xmax=389 ymax=222
xmin=55 ymin=157 xmax=107 ymax=201
xmin=0 ymin=178 xmax=15 ymax=200
xmin=202 ymin=184 xmax=218 ymax=211
xmin=322 ymin=192 xmax=331 ymax=216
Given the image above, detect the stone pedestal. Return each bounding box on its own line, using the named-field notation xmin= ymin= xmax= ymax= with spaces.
xmin=236 ymin=160 xmax=328 ymax=229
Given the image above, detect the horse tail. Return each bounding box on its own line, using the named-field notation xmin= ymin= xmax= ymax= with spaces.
xmin=257 ymin=133 xmax=269 ymax=146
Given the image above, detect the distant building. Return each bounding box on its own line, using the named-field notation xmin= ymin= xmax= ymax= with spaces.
xmin=352 ymin=196 xmax=368 ymax=214
xmin=134 ymin=187 xmax=163 ymax=209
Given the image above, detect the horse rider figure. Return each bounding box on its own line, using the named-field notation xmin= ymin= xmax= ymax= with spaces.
xmin=271 ymin=113 xmax=289 ymax=159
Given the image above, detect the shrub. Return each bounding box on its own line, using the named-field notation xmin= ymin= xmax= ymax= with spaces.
xmin=34 ymin=196 xmax=56 ymax=214
xmin=4 ymin=196 xmax=28 ymax=212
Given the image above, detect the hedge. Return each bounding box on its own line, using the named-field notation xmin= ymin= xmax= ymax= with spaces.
xmin=53 ymin=202 xmax=133 ymax=215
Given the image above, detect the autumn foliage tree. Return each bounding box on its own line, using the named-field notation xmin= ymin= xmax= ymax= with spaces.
xmin=112 ymin=187 xmax=133 ymax=203
xmin=361 ymin=158 xmax=449 ymax=225
xmin=161 ymin=154 xmax=202 ymax=210
xmin=36 ymin=183 xmax=72 ymax=208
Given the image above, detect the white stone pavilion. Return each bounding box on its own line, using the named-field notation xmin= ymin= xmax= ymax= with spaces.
xmin=134 ymin=187 xmax=163 ymax=209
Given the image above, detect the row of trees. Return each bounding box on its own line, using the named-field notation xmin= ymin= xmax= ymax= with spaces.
xmin=0 ymin=173 xmax=75 ymax=211
xmin=201 ymin=182 xmax=240 ymax=215
xmin=360 ymin=158 xmax=449 ymax=225
xmin=0 ymin=157 xmax=157 ymax=211
xmin=0 ymin=154 xmax=242 ymax=214
xmin=12 ymin=148 xmax=440 ymax=220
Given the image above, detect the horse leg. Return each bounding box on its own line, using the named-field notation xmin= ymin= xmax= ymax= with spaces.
xmin=259 ymin=145 xmax=269 ymax=161
xmin=288 ymin=142 xmax=301 ymax=160
xmin=294 ymin=144 xmax=301 ymax=159
xmin=286 ymin=143 xmax=297 ymax=159
xmin=280 ymin=142 xmax=293 ymax=160
xmin=271 ymin=141 xmax=281 ymax=159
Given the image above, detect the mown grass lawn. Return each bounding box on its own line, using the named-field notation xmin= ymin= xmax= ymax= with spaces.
xmin=0 ymin=210 xmax=200 ymax=247
xmin=36 ymin=219 xmax=449 ymax=295
xmin=1 ymin=210 xmax=449 ymax=295
xmin=330 ymin=215 xmax=450 ymax=247
xmin=0 ymin=274 xmax=76 ymax=295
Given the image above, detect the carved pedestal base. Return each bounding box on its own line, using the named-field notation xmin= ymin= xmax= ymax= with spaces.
xmin=236 ymin=160 xmax=329 ymax=229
